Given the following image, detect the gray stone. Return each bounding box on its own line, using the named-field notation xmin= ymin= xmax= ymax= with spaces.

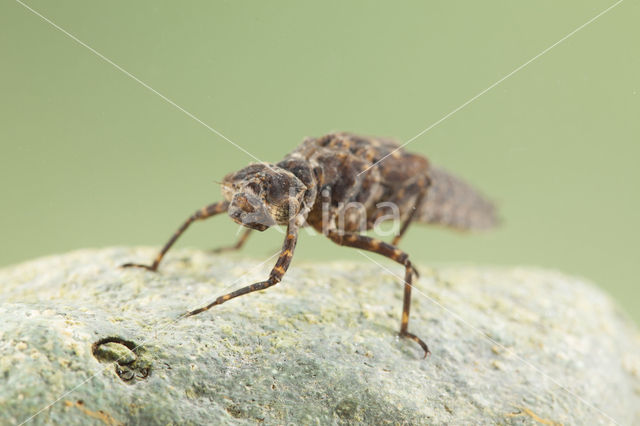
xmin=0 ymin=247 xmax=638 ymax=425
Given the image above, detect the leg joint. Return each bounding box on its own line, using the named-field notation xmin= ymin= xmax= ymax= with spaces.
xmin=268 ymin=274 xmax=282 ymax=285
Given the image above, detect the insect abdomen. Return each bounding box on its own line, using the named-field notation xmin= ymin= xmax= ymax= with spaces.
xmin=420 ymin=166 xmax=498 ymax=231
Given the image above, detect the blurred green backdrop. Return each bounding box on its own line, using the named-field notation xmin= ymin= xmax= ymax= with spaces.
xmin=1 ymin=1 xmax=638 ymax=322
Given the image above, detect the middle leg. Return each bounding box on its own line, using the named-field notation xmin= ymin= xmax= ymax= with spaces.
xmin=210 ymin=228 xmax=252 ymax=254
xmin=326 ymin=230 xmax=430 ymax=357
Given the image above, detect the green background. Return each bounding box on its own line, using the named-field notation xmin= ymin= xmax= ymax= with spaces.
xmin=1 ymin=1 xmax=638 ymax=323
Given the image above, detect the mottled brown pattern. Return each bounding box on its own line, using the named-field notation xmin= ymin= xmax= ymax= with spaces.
xmin=122 ymin=132 xmax=498 ymax=357
xmin=286 ymin=132 xmax=496 ymax=233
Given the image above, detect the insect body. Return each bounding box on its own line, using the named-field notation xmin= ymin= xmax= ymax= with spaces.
xmin=123 ymin=132 xmax=497 ymax=357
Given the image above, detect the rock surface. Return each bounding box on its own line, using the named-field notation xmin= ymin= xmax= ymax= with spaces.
xmin=0 ymin=248 xmax=638 ymax=425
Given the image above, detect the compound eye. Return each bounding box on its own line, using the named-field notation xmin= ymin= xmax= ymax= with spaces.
xmin=269 ymin=183 xmax=296 ymax=206
xmin=246 ymin=181 xmax=261 ymax=194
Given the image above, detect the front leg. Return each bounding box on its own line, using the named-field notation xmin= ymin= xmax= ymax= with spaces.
xmin=122 ymin=201 xmax=229 ymax=272
xmin=185 ymin=216 xmax=300 ymax=316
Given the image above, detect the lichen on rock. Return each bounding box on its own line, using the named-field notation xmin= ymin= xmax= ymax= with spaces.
xmin=0 ymin=247 xmax=638 ymax=424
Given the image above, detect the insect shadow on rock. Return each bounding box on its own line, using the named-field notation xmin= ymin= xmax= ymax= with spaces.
xmin=122 ymin=132 xmax=498 ymax=358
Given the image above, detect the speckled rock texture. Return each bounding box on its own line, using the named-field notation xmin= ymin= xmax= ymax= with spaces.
xmin=0 ymin=248 xmax=638 ymax=425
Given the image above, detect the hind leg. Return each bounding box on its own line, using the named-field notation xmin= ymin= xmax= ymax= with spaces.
xmin=392 ymin=177 xmax=429 ymax=246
